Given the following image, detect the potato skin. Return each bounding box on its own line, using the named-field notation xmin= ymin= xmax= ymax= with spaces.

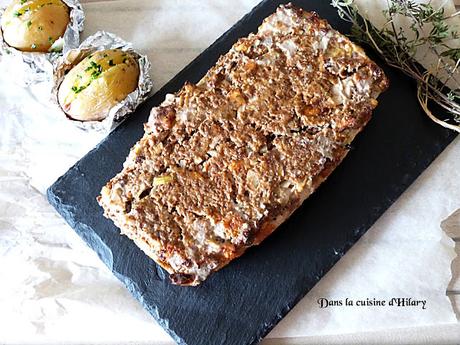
xmin=1 ymin=0 xmax=70 ymax=52
xmin=58 ymin=49 xmax=140 ymax=122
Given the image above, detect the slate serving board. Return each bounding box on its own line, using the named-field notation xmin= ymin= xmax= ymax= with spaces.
xmin=47 ymin=1 xmax=458 ymax=344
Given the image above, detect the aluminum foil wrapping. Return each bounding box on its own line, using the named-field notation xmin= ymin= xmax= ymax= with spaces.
xmin=0 ymin=0 xmax=84 ymax=85
xmin=51 ymin=31 xmax=153 ymax=133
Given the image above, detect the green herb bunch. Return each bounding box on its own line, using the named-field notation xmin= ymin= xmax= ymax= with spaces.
xmin=332 ymin=0 xmax=460 ymax=132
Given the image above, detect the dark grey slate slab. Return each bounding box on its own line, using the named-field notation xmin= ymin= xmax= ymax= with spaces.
xmin=47 ymin=1 xmax=457 ymax=344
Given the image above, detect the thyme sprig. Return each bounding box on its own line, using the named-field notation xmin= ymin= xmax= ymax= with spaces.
xmin=332 ymin=0 xmax=460 ymax=132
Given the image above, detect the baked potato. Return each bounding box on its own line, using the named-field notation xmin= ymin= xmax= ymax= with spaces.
xmin=1 ymin=0 xmax=70 ymax=52
xmin=58 ymin=49 xmax=140 ymax=122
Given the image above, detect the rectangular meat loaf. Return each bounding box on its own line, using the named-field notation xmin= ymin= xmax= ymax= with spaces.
xmin=98 ymin=3 xmax=389 ymax=286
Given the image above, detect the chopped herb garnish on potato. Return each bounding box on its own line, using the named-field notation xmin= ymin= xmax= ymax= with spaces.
xmin=91 ymin=71 xmax=101 ymax=79
xmin=85 ymin=61 xmax=104 ymax=79
xmin=71 ymin=85 xmax=87 ymax=94
xmin=108 ymin=59 xmax=115 ymax=66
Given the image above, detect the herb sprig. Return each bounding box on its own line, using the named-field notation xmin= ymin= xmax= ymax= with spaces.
xmin=332 ymin=0 xmax=460 ymax=132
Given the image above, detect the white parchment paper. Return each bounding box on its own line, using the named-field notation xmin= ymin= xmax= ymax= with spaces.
xmin=0 ymin=1 xmax=458 ymax=344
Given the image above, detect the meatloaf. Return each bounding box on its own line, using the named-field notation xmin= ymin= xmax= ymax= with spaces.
xmin=98 ymin=3 xmax=389 ymax=286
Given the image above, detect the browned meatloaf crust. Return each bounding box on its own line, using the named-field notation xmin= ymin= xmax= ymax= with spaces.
xmin=98 ymin=3 xmax=389 ymax=286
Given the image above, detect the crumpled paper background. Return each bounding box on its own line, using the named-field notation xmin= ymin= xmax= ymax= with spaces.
xmin=0 ymin=0 xmax=459 ymax=344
